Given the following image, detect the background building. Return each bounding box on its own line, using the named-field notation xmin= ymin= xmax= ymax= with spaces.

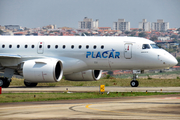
xmin=98 ymin=27 xmax=111 ymax=31
xmin=5 ymin=25 xmax=22 ymax=30
xmin=113 ymin=19 xmax=130 ymax=31
xmin=78 ymin=17 xmax=99 ymax=30
xmin=151 ymin=19 xmax=169 ymax=31
xmin=43 ymin=24 xmax=56 ymax=29
xmin=158 ymin=36 xmax=171 ymax=41
xmin=139 ymin=19 xmax=151 ymax=31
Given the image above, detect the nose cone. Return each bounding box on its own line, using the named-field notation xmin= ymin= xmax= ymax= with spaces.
xmin=170 ymin=56 xmax=178 ymax=66
xmin=156 ymin=49 xmax=178 ymax=68
xmin=166 ymin=54 xmax=178 ymax=67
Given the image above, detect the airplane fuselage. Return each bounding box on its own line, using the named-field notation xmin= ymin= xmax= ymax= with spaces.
xmin=0 ymin=36 xmax=178 ymax=87
xmin=0 ymin=36 xmax=177 ymax=71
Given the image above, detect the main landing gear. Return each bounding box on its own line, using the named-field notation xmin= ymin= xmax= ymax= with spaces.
xmin=0 ymin=68 xmax=14 ymax=88
xmin=24 ymin=81 xmax=38 ymax=87
xmin=0 ymin=77 xmax=11 ymax=88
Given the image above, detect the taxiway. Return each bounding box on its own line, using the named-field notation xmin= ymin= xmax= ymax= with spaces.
xmin=0 ymin=94 xmax=180 ymax=120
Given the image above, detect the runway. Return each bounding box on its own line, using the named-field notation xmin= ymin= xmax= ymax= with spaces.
xmin=2 ymin=86 xmax=180 ymax=93
xmin=0 ymin=94 xmax=180 ymax=120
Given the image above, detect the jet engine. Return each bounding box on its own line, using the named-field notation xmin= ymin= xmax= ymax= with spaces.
xmin=22 ymin=59 xmax=63 ymax=83
xmin=65 ymin=70 xmax=102 ymax=81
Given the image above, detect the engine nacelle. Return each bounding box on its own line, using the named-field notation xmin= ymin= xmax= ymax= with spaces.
xmin=65 ymin=70 xmax=102 ymax=81
xmin=23 ymin=59 xmax=63 ymax=83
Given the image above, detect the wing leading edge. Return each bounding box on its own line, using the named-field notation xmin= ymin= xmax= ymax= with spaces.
xmin=0 ymin=53 xmax=21 ymax=58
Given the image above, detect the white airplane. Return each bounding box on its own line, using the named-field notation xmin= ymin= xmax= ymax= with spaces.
xmin=0 ymin=36 xmax=178 ymax=88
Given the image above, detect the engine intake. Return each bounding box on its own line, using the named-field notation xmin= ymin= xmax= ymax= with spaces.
xmin=23 ymin=59 xmax=63 ymax=83
xmin=65 ymin=70 xmax=102 ymax=81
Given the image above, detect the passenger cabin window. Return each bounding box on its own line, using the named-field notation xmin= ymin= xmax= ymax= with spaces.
xmin=17 ymin=45 xmax=20 ymax=48
xmin=25 ymin=45 xmax=28 ymax=48
xmin=39 ymin=45 xmax=42 ymax=48
xmin=151 ymin=44 xmax=160 ymax=49
xmin=63 ymin=45 xmax=65 ymax=49
xmin=101 ymin=45 xmax=104 ymax=49
xmin=31 ymin=45 xmax=34 ymax=48
xmin=79 ymin=45 xmax=82 ymax=49
xmin=142 ymin=44 xmax=150 ymax=49
xmin=2 ymin=45 xmax=5 ymax=48
xmin=93 ymin=45 xmax=97 ymax=49
xmin=47 ymin=45 xmax=50 ymax=49
xmin=9 ymin=45 xmax=12 ymax=48
xmin=55 ymin=45 xmax=58 ymax=49
xmin=71 ymin=45 xmax=74 ymax=49
xmin=86 ymin=45 xmax=89 ymax=49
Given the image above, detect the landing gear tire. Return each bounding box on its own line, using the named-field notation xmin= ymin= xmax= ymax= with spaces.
xmin=0 ymin=79 xmax=4 ymax=87
xmin=24 ymin=81 xmax=38 ymax=87
xmin=0 ymin=78 xmax=10 ymax=88
xmin=130 ymin=80 xmax=139 ymax=87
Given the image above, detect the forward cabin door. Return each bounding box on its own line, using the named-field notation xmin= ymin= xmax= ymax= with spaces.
xmin=124 ymin=43 xmax=132 ymax=59
xmin=37 ymin=41 xmax=44 ymax=54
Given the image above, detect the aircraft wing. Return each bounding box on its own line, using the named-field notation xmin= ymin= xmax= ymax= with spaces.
xmin=0 ymin=53 xmax=21 ymax=58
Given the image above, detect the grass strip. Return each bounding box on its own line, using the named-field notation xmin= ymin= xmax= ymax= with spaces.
xmin=0 ymin=92 xmax=179 ymax=103
xmin=10 ymin=78 xmax=180 ymax=87
xmin=114 ymin=70 xmax=180 ymax=79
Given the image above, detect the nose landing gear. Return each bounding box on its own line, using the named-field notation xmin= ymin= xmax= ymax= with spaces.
xmin=130 ymin=74 xmax=139 ymax=87
xmin=130 ymin=70 xmax=142 ymax=87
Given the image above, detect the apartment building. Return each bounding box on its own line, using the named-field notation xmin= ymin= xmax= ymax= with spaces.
xmin=78 ymin=17 xmax=99 ymax=30
xmin=151 ymin=19 xmax=169 ymax=31
xmin=113 ymin=19 xmax=130 ymax=31
xmin=139 ymin=19 xmax=151 ymax=31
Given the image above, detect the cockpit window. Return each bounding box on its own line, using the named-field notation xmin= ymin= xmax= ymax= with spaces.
xmin=142 ymin=44 xmax=150 ymax=49
xmin=150 ymin=44 xmax=160 ymax=49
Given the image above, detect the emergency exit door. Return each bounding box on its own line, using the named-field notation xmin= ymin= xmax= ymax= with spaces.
xmin=37 ymin=41 xmax=44 ymax=54
xmin=124 ymin=43 xmax=132 ymax=59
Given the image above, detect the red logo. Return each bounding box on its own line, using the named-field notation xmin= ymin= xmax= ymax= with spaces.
xmin=127 ymin=46 xmax=129 ymax=50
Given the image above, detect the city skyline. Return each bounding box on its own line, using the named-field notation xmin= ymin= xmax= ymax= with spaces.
xmin=0 ymin=0 xmax=180 ymax=28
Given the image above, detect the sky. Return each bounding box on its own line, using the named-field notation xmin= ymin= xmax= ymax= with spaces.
xmin=0 ymin=0 xmax=180 ymax=29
